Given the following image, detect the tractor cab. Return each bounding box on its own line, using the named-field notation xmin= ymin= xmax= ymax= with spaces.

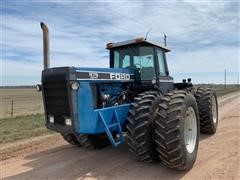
xmin=106 ymin=38 xmax=172 ymax=88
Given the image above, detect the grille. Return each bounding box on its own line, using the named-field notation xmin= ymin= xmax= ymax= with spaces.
xmin=43 ymin=79 xmax=70 ymax=125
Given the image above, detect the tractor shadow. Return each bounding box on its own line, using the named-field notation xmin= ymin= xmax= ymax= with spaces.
xmin=5 ymin=145 xmax=183 ymax=179
xmin=199 ymin=133 xmax=213 ymax=141
xmin=6 ymin=135 xmax=211 ymax=180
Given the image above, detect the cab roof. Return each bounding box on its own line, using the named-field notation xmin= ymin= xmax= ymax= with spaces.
xmin=106 ymin=37 xmax=170 ymax=52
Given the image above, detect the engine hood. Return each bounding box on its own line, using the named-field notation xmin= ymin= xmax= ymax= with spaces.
xmin=75 ymin=67 xmax=134 ymax=82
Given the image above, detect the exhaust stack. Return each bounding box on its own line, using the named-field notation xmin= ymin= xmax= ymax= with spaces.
xmin=40 ymin=22 xmax=50 ymax=69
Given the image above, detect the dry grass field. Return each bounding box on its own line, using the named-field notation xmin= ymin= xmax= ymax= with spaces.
xmin=0 ymin=88 xmax=44 ymax=119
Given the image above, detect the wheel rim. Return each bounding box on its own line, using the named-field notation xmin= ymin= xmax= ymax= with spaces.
xmin=212 ymin=95 xmax=217 ymax=124
xmin=184 ymin=107 xmax=197 ymax=153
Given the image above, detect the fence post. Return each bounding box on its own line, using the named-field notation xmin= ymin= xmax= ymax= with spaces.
xmin=11 ymin=99 xmax=14 ymax=118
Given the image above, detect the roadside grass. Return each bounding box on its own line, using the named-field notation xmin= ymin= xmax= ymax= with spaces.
xmin=0 ymin=114 xmax=53 ymax=144
xmin=214 ymin=85 xmax=239 ymax=97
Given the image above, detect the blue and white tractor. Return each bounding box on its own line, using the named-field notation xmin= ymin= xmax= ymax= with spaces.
xmin=37 ymin=22 xmax=218 ymax=170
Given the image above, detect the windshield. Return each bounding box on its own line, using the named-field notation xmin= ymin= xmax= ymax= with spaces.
xmin=113 ymin=46 xmax=155 ymax=80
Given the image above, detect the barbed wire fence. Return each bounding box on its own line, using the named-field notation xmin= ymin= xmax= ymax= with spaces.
xmin=2 ymin=96 xmax=44 ymax=119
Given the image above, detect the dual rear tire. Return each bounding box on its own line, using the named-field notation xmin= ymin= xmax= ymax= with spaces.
xmin=126 ymin=87 xmax=218 ymax=170
xmin=195 ymin=87 xmax=218 ymax=134
xmin=154 ymin=90 xmax=199 ymax=170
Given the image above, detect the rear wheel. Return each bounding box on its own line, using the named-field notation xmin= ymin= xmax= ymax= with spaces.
xmin=155 ymin=90 xmax=199 ymax=170
xmin=126 ymin=91 xmax=161 ymax=162
xmin=195 ymin=87 xmax=218 ymax=134
xmin=61 ymin=133 xmax=110 ymax=149
xmin=76 ymin=134 xmax=110 ymax=149
xmin=61 ymin=133 xmax=81 ymax=146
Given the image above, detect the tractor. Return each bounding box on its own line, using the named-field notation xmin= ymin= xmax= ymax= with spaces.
xmin=37 ymin=22 xmax=218 ymax=170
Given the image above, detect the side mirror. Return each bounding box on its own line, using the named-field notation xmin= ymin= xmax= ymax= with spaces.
xmin=166 ymin=71 xmax=169 ymax=76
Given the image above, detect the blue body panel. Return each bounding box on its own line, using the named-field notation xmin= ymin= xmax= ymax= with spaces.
xmin=77 ymin=82 xmax=130 ymax=134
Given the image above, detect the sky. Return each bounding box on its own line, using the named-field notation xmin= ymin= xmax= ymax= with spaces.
xmin=1 ymin=0 xmax=240 ymax=85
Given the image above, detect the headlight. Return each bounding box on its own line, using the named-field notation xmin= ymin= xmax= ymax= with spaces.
xmin=36 ymin=84 xmax=42 ymax=92
xmin=48 ymin=115 xmax=54 ymax=123
xmin=101 ymin=94 xmax=111 ymax=101
xmin=151 ymin=79 xmax=156 ymax=85
xmin=71 ymin=82 xmax=79 ymax=90
xmin=65 ymin=117 xmax=72 ymax=126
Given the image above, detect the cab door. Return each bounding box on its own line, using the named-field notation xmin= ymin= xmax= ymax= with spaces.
xmin=155 ymin=48 xmax=174 ymax=93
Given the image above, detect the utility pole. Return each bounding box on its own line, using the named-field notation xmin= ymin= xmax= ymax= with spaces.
xmin=237 ymin=73 xmax=239 ymax=88
xmin=224 ymin=69 xmax=226 ymax=89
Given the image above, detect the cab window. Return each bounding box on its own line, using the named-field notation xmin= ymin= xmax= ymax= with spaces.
xmin=113 ymin=46 xmax=155 ymax=80
xmin=157 ymin=49 xmax=167 ymax=76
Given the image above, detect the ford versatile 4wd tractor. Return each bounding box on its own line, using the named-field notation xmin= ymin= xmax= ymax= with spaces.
xmin=37 ymin=22 xmax=218 ymax=170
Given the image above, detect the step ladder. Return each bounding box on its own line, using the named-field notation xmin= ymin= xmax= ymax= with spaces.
xmin=98 ymin=109 xmax=124 ymax=147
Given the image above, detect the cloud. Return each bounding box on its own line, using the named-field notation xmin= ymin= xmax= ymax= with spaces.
xmin=168 ymin=45 xmax=239 ymax=73
xmin=1 ymin=1 xmax=239 ymax=85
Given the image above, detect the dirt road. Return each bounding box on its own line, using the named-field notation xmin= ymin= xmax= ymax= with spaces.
xmin=1 ymin=92 xmax=240 ymax=180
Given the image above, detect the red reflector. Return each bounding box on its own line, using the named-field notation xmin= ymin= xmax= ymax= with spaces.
xmin=106 ymin=43 xmax=113 ymax=48
xmin=135 ymin=37 xmax=144 ymax=43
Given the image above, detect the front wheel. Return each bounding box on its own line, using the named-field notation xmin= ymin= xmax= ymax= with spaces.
xmin=155 ymin=90 xmax=199 ymax=170
xmin=126 ymin=91 xmax=162 ymax=162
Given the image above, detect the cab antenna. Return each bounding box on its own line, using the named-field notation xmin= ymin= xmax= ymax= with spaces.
xmin=163 ymin=33 xmax=167 ymax=46
xmin=145 ymin=28 xmax=152 ymax=40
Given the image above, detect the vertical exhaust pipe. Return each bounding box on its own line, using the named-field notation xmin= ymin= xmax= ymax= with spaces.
xmin=40 ymin=22 xmax=50 ymax=69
